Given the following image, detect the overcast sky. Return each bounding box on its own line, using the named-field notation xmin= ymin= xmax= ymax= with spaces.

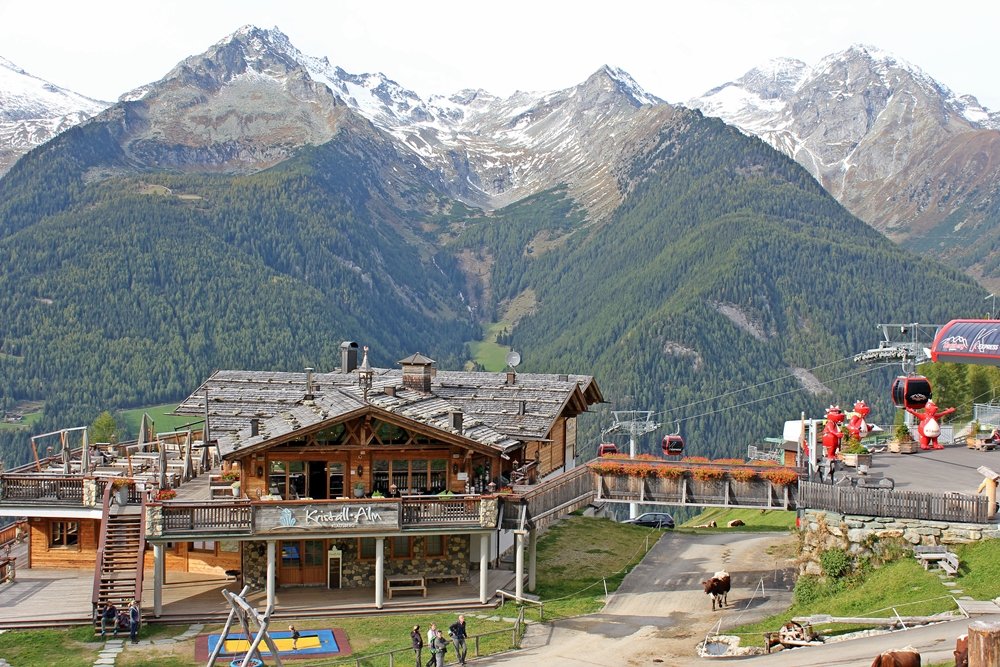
xmin=2 ymin=0 xmax=998 ymax=109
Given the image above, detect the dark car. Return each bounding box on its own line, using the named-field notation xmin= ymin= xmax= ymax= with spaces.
xmin=622 ymin=512 xmax=674 ymax=529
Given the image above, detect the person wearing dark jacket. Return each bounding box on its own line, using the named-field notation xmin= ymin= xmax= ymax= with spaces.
xmin=448 ymin=615 xmax=468 ymax=666
xmin=100 ymin=601 xmax=118 ymax=638
xmin=128 ymin=600 xmax=141 ymax=643
xmin=410 ymin=625 xmax=424 ymax=667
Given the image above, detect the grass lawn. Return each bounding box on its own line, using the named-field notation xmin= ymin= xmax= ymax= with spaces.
xmin=527 ymin=515 xmax=666 ymax=620
xmin=112 ymin=613 xmax=517 ymax=667
xmin=725 ymin=557 xmax=956 ymax=646
xmin=120 ymin=403 xmax=202 ymax=436
xmin=0 ymin=409 xmax=43 ymax=431
xmin=679 ymin=508 xmax=797 ymax=532
xmin=0 ymin=624 xmax=188 ymax=667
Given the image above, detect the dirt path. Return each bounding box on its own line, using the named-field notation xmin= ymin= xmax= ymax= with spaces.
xmin=480 ymin=530 xmax=798 ymax=666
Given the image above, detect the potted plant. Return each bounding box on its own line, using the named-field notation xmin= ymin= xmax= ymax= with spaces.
xmin=154 ymin=488 xmax=177 ymax=501
xmin=111 ymin=478 xmax=131 ymax=505
xmin=353 ymin=481 xmax=365 ymax=498
xmin=840 ymin=436 xmax=871 ymax=467
xmin=371 ymin=490 xmax=384 ymax=498
xmin=230 ymin=480 xmax=241 ymax=497
xmin=890 ymin=421 xmax=918 ymax=454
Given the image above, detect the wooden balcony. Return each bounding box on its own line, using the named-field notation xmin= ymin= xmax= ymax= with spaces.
xmin=0 ymin=475 xmax=86 ymax=504
xmin=147 ymin=496 xmax=499 ymax=540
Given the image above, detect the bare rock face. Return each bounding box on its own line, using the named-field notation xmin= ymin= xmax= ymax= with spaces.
xmin=688 ymin=45 xmax=1000 ymax=288
xmin=0 ymin=56 xmax=109 ymax=175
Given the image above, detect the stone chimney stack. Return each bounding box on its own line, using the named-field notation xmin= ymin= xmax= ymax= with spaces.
xmin=398 ymin=353 xmax=436 ymax=393
xmin=304 ymin=367 xmax=314 ymax=400
xmin=250 ymin=418 xmax=260 ymax=437
xmin=449 ymin=410 xmax=464 ymax=432
xmin=341 ymin=341 xmax=359 ymax=373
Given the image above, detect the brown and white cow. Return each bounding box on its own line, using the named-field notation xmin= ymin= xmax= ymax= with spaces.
xmin=701 ymin=570 xmax=730 ymax=611
xmin=870 ymin=649 xmax=920 ymax=667
xmin=954 ymin=634 xmax=968 ymax=667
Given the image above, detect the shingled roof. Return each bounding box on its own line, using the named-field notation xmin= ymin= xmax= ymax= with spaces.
xmin=174 ymin=362 xmax=603 ymax=458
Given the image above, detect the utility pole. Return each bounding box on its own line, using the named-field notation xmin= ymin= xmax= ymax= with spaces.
xmin=604 ymin=411 xmax=660 ymax=519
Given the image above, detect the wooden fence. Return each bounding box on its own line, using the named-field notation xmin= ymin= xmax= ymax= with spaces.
xmin=798 ymin=481 xmax=991 ymax=523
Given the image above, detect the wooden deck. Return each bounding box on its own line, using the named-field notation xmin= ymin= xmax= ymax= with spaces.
xmin=0 ymin=560 xmax=511 ymax=628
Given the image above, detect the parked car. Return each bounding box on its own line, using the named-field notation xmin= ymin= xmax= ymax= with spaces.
xmin=597 ymin=443 xmax=619 ymax=457
xmin=622 ymin=512 xmax=675 ymax=529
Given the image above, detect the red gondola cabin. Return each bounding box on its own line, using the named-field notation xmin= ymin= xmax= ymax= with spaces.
xmin=891 ymin=375 xmax=932 ymax=410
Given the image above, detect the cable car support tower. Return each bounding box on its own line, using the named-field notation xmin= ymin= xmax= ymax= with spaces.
xmin=604 ymin=410 xmax=660 ymax=519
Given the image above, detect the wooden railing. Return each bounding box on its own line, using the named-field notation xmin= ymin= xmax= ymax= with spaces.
xmin=595 ymin=473 xmax=795 ymax=509
xmin=0 ymin=474 xmax=85 ymax=503
xmin=159 ymin=501 xmax=254 ymax=534
xmin=798 ymin=481 xmax=991 ymax=523
xmin=0 ymin=519 xmax=27 ymax=547
xmin=400 ymin=497 xmax=483 ymax=526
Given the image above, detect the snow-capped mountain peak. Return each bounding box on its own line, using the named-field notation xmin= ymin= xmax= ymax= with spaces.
xmin=0 ymin=57 xmax=109 ymax=175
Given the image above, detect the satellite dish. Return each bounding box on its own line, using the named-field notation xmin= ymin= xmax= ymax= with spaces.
xmin=505 ymin=350 xmax=521 ymax=368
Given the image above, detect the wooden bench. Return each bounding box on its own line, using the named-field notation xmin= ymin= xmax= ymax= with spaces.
xmin=914 ymin=546 xmax=960 ymax=575
xmin=385 ymin=574 xmax=426 ymax=599
xmin=427 ymin=573 xmax=463 ymax=586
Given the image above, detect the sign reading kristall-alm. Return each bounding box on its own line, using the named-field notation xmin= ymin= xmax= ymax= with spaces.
xmin=254 ymin=501 xmax=400 ymax=534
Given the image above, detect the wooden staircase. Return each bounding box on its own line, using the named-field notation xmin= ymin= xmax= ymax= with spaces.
xmin=92 ymin=484 xmax=146 ymax=633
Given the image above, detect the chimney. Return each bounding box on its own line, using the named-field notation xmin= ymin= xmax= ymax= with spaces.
xmin=449 ymin=410 xmax=464 ymax=432
xmin=399 ymin=353 xmax=435 ymax=393
xmin=304 ymin=367 xmax=314 ymax=400
xmin=385 ymin=385 xmax=397 ymax=397
xmin=558 ymin=374 xmax=569 ymax=382
xmin=517 ymin=400 xmax=526 ymax=416
xmin=250 ymin=418 xmax=260 ymax=437
xmin=340 ymin=341 xmax=359 ymax=373
xmin=506 ymin=370 xmax=516 ymax=385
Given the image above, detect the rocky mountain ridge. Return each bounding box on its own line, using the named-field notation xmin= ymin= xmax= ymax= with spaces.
xmin=687 ymin=45 xmax=1000 ymax=288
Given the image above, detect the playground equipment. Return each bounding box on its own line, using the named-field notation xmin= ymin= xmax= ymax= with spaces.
xmin=206 ymin=585 xmax=283 ymax=667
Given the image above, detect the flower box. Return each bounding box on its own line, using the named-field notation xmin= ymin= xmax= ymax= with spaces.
xmin=890 ymin=439 xmax=919 ymax=454
xmin=841 ymin=452 xmax=872 ymax=468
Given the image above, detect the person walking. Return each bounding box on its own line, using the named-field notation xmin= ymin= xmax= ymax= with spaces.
xmin=99 ymin=601 xmax=118 ymax=638
xmin=289 ymin=625 xmax=301 ymax=650
xmin=128 ymin=600 xmax=141 ymax=644
xmin=410 ymin=624 xmax=423 ymax=667
xmin=424 ymin=623 xmax=437 ymax=667
xmin=431 ymin=628 xmax=449 ymax=667
xmin=449 ymin=614 xmax=468 ymax=666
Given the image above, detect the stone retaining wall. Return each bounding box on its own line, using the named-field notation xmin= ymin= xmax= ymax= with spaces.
xmin=799 ymin=509 xmax=1000 ymax=575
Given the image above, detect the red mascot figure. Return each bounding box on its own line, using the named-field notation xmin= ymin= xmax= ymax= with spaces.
xmin=822 ymin=405 xmax=845 ymax=460
xmin=846 ymin=400 xmax=872 ymax=441
xmin=905 ymin=400 xmax=955 ymax=450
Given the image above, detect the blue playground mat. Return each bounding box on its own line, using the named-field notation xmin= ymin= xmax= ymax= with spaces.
xmin=207 ymin=628 xmax=341 ymax=657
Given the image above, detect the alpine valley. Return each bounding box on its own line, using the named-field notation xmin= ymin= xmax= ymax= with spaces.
xmin=0 ymin=27 xmax=989 ymax=465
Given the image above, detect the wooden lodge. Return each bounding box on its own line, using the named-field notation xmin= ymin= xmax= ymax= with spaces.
xmin=0 ymin=342 xmax=603 ymax=619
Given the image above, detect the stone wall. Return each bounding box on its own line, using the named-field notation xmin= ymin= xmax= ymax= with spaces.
xmin=339 ymin=534 xmax=470 ymax=588
xmin=799 ymin=509 xmax=1000 ymax=575
xmin=238 ymin=535 xmax=471 ymax=591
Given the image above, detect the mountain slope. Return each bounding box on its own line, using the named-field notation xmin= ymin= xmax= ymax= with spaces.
xmin=0 ymin=56 xmax=109 ymax=175
xmin=688 ymin=45 xmax=1000 ymax=289
xmin=0 ymin=27 xmax=989 ymax=467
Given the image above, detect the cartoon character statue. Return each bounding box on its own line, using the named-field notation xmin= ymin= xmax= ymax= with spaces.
xmin=845 ymin=400 xmax=872 ymax=441
xmin=905 ymin=400 xmax=956 ymax=450
xmin=822 ymin=405 xmax=845 ymax=460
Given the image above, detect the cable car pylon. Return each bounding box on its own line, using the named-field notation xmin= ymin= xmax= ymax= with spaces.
xmin=603 ymin=410 xmax=660 ymax=519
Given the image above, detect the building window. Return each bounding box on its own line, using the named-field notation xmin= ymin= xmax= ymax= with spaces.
xmin=390 ymin=536 xmax=412 ymax=559
xmin=49 ymin=521 xmax=79 ymax=548
xmin=372 ymin=458 xmax=449 ymax=495
xmin=425 ymin=535 xmax=446 ymax=557
xmin=359 ymin=538 xmax=377 ymax=560
xmin=190 ymin=540 xmax=216 ymax=553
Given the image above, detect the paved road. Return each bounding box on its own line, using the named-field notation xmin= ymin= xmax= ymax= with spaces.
xmin=480 ymin=531 xmax=797 ymax=666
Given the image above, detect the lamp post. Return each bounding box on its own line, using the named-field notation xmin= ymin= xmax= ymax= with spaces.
xmin=358 ymin=345 xmax=373 ymax=402
xmin=987 ymin=294 xmax=996 ymax=320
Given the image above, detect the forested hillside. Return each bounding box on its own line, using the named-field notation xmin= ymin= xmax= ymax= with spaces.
xmin=0 ymin=101 xmax=990 ymax=467
xmin=446 ymin=114 xmax=988 ymax=457
xmin=0 ymin=128 xmax=475 ymax=464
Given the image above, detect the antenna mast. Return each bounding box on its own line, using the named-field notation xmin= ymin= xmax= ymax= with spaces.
xmin=604 ymin=410 xmax=660 ymax=519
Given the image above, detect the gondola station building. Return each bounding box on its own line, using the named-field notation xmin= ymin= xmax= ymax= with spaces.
xmin=0 ymin=342 xmax=603 ymax=617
